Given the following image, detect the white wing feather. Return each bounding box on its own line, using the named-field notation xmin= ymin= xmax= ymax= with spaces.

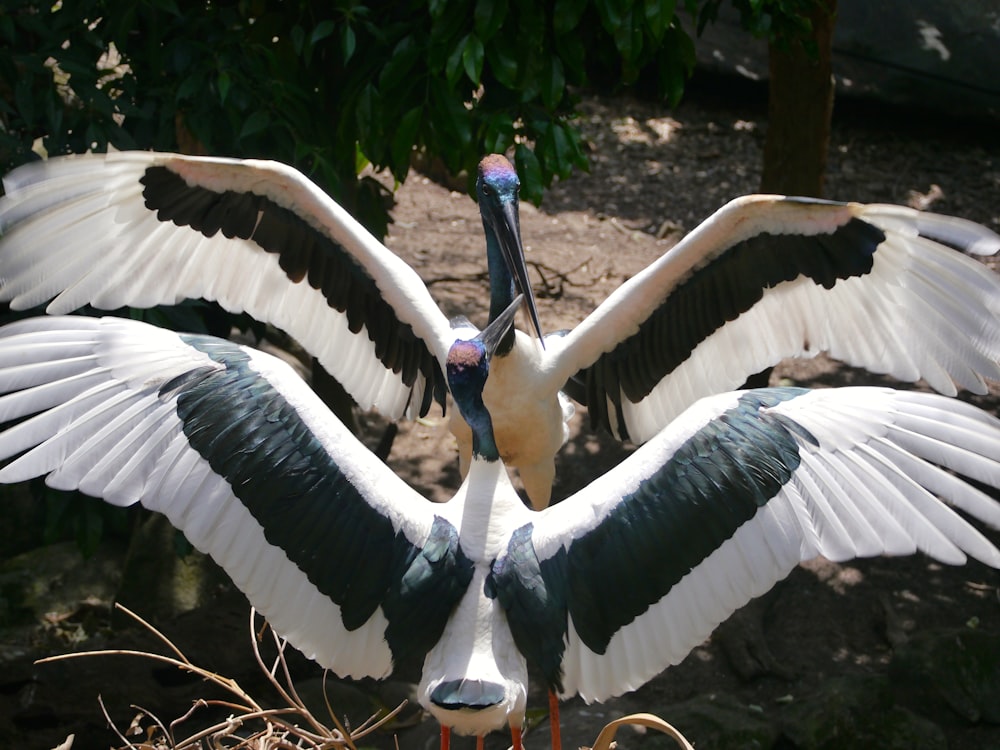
xmin=535 ymin=386 xmax=1000 ymax=702
xmin=0 ymin=315 xmax=439 ymax=678
xmin=0 ymin=152 xmax=457 ymax=419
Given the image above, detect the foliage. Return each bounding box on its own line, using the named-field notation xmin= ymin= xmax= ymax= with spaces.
xmin=697 ymin=0 xmax=829 ymax=54
xmin=0 ymin=0 xmax=827 ymax=213
xmin=0 ymin=0 xmax=819 ymax=221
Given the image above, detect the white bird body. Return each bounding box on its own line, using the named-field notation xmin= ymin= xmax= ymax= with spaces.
xmin=1 ymin=314 xmax=1000 ymax=741
xmin=422 ymin=457 xmax=532 ymax=735
xmin=421 ymin=564 xmax=529 ymax=737
xmin=2 ymin=151 xmax=999 ymax=514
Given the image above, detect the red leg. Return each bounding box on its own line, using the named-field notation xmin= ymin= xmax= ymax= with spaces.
xmin=476 ymin=736 xmax=485 ymax=750
xmin=549 ymin=691 xmax=562 ymax=750
xmin=441 ymin=725 xmax=451 ymax=750
xmin=511 ymin=724 xmax=524 ymax=750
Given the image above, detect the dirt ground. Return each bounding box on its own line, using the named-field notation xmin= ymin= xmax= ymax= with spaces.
xmin=3 ymin=79 xmax=1000 ymax=749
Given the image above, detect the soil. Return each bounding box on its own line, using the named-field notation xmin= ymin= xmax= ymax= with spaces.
xmin=2 ymin=79 xmax=999 ymax=750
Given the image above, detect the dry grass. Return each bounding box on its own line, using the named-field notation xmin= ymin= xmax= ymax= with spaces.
xmin=37 ymin=604 xmax=404 ymax=749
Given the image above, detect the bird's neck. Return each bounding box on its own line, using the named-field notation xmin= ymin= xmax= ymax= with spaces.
xmin=453 ymin=455 xmax=529 ymax=556
xmin=467 ymin=398 xmax=501 ymax=463
xmin=484 ymin=224 xmax=516 ymax=320
xmin=483 ymin=228 xmax=517 ymax=358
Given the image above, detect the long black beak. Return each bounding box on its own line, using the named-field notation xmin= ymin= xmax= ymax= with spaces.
xmin=494 ymin=200 xmax=545 ymax=348
xmin=480 ymin=293 xmax=524 ymax=360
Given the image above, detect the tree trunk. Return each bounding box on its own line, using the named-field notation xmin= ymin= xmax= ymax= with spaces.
xmin=743 ymin=1 xmax=839 ymax=390
xmin=760 ymin=0 xmax=838 ymax=198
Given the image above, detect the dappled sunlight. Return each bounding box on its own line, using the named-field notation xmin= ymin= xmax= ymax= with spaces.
xmin=830 ymin=646 xmax=884 ymax=667
xmin=916 ymin=20 xmax=951 ymax=62
xmin=963 ymin=580 xmax=999 ymax=600
xmin=609 ymin=114 xmax=682 ymax=147
xmin=800 ymin=558 xmax=865 ymax=595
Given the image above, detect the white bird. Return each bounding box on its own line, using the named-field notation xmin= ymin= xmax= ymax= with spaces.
xmin=1 ymin=307 xmax=1000 ymax=748
xmin=2 ymin=151 xmax=1000 ymax=510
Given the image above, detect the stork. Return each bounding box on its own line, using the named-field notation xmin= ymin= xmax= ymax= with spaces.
xmin=2 ymin=152 xmax=1000 ymax=510
xmin=2 ymin=306 xmax=1000 ymax=748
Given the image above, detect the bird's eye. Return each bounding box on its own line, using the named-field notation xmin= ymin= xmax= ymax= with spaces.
xmin=482 ymin=185 xmax=493 ymax=197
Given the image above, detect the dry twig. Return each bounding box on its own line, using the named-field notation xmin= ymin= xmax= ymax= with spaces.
xmin=36 ymin=604 xmax=405 ymax=749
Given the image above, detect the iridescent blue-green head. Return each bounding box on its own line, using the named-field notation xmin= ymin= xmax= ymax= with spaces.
xmin=447 ymin=294 xmax=523 ymax=461
xmin=476 ymin=155 xmax=544 ymax=351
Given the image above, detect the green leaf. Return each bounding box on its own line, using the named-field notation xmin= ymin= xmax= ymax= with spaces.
xmin=390 ymin=106 xmax=422 ymax=176
xmin=14 ymin=79 xmax=35 ymax=126
xmin=445 ymin=34 xmax=467 ymax=87
xmin=659 ymin=23 xmax=696 ymax=105
xmin=148 ymin=0 xmax=182 ymax=13
xmin=217 ymin=70 xmax=231 ymax=103
xmin=430 ymin=77 xmax=472 ymax=153
xmin=0 ymin=14 xmax=15 ymax=42
xmin=173 ymin=531 xmax=194 ymax=559
xmin=354 ymin=83 xmax=378 ymax=141
xmin=311 ymin=19 xmax=337 ymax=45
xmin=341 ymin=24 xmax=356 ymax=64
xmin=175 ymin=73 xmax=204 ymax=102
xmin=483 ymin=113 xmax=514 ymax=154
xmin=514 ymin=143 xmax=543 ymax=205
xmin=548 ymin=122 xmax=573 ymax=176
xmin=355 ymin=144 xmax=371 ymax=175
xmin=539 ymin=54 xmax=564 ymax=108
xmin=462 ymin=34 xmax=485 ymax=84
xmin=239 ymin=109 xmax=270 ymax=139
xmin=554 ymin=31 xmax=586 ymax=82
xmin=429 ymin=0 xmax=450 ymax=19
xmin=474 ymin=0 xmax=508 ymax=42
xmin=645 ymin=0 xmax=676 ymax=41
xmin=291 ymin=24 xmax=305 ymax=55
xmin=486 ymin=36 xmax=519 ymax=88
xmin=596 ymin=0 xmax=629 ymax=31
xmin=612 ymin=7 xmax=643 ymax=63
xmin=380 ymin=36 xmax=420 ymax=92
xmin=553 ymin=0 xmax=588 ymax=34
xmin=514 ymin=0 xmax=545 ymax=52
xmin=45 ymin=88 xmax=63 ymax=137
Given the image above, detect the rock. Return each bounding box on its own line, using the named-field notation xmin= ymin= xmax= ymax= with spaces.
xmin=890 ymin=628 xmax=1000 ymax=725
xmin=113 ymin=512 xmax=232 ymax=625
xmin=0 ymin=540 xmax=122 ymax=631
xmin=694 ymin=0 xmax=1000 ymax=120
xmin=639 ymin=692 xmax=778 ymax=750
xmin=779 ymin=674 xmax=946 ymax=750
xmin=0 ymin=482 xmax=48 ymax=560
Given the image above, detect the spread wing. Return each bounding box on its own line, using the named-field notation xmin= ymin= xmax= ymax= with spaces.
xmin=490 ymin=386 xmax=1000 ymax=701
xmin=541 ymin=196 xmax=1000 ymax=442
xmin=0 ymin=315 xmax=473 ymax=678
xmin=0 ymin=151 xmax=458 ymax=419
